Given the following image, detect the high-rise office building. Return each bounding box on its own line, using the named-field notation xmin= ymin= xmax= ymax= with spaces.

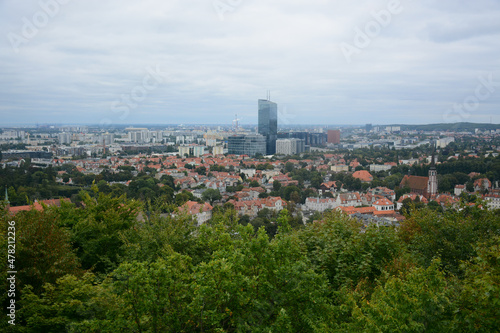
xmin=258 ymin=99 xmax=277 ymax=155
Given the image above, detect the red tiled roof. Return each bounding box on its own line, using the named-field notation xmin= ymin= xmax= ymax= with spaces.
xmin=180 ymin=201 xmax=213 ymax=214
xmin=321 ymin=181 xmax=337 ymax=189
xmin=400 ymin=175 xmax=428 ymax=191
xmin=373 ymin=198 xmax=394 ymax=206
xmin=8 ymin=198 xmax=71 ymax=214
xmin=336 ymin=206 xmax=377 ymax=215
xmin=373 ymin=210 xmax=397 ymax=216
xmin=352 ymin=170 xmax=373 ymax=182
xmin=397 ymin=193 xmax=428 ymax=203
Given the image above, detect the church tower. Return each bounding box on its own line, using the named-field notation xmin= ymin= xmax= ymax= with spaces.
xmin=427 ymin=152 xmax=438 ymax=198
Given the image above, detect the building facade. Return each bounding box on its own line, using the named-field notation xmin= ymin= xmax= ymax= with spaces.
xmin=327 ymin=130 xmax=341 ymax=144
xmin=228 ymin=134 xmax=266 ymax=157
xmin=276 ymin=138 xmax=305 ymax=155
xmin=58 ymin=133 xmax=72 ymax=144
xmin=212 ymin=146 xmax=224 ymax=155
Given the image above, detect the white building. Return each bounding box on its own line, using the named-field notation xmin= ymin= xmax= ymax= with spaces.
xmin=240 ymin=169 xmax=257 ymax=178
xmin=454 ymin=185 xmax=465 ymax=197
xmin=276 ymin=139 xmax=305 ymax=155
xmin=58 ymin=133 xmax=72 ymax=144
xmin=178 ymin=201 xmax=213 ymax=225
xmin=1 ymin=130 xmax=26 ymax=140
xmin=100 ymin=134 xmax=114 ymax=145
xmin=212 ymin=146 xmax=224 ymax=155
xmin=304 ymin=198 xmax=337 ymax=212
xmin=372 ymin=198 xmax=395 ymax=211
xmin=178 ymin=146 xmax=190 ymax=157
xmin=193 ymin=146 xmax=205 ymax=157
xmin=128 ymin=130 xmax=150 ymax=143
xmin=337 ymin=192 xmax=362 ymax=207
xmin=369 ymin=164 xmax=393 ymax=172
xmin=484 ymin=194 xmax=500 ymax=210
xmin=206 ymin=138 xmax=217 ymax=147
xmin=331 ymin=164 xmax=349 ymax=172
xmin=436 ymin=137 xmax=455 ymax=148
xmin=385 ymin=126 xmax=401 ymax=132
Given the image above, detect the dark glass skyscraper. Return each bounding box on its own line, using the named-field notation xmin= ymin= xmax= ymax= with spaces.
xmin=258 ymin=99 xmax=277 ymax=155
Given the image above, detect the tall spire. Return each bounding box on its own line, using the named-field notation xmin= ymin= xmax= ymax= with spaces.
xmin=428 ymin=149 xmax=438 ymax=198
xmin=430 ymin=148 xmax=437 ymax=169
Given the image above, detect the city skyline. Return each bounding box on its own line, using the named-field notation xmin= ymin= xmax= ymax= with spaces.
xmin=1 ymin=1 xmax=500 ymax=126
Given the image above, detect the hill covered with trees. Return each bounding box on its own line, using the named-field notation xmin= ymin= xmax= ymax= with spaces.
xmin=1 ymin=188 xmax=499 ymax=332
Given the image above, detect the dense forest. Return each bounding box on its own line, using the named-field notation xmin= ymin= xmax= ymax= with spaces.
xmin=1 ymin=188 xmax=499 ymax=332
xmin=397 ymin=122 xmax=500 ymax=132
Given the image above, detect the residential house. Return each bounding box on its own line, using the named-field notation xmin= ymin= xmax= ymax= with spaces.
xmin=474 ymin=178 xmax=492 ymax=192
xmin=178 ymin=201 xmax=213 ymax=225
xmin=372 ymin=198 xmax=395 ymax=211
xmin=369 ymin=187 xmax=396 ymax=201
xmin=396 ymin=193 xmax=428 ymax=210
xmin=320 ymin=181 xmax=338 ymax=195
xmin=337 ymin=192 xmax=362 ymax=207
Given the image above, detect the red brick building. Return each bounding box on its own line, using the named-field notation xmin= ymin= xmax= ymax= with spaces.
xmin=327 ymin=130 xmax=340 ymax=144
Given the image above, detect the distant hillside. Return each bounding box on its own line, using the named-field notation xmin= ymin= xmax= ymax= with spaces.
xmin=392 ymin=122 xmax=500 ymax=132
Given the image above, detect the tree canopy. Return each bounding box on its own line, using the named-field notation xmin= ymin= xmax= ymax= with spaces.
xmin=1 ymin=190 xmax=499 ymax=332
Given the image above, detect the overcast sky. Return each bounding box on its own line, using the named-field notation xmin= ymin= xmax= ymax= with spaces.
xmin=1 ymin=0 xmax=499 ymax=126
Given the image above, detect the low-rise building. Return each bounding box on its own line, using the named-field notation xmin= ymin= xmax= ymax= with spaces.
xmin=331 ymin=164 xmax=349 ymax=172
xmin=337 ymin=192 xmax=362 ymax=207
xmin=369 ymin=164 xmax=393 ymax=172
xmin=396 ymin=193 xmax=428 ymax=210
xmin=304 ymin=197 xmax=337 ymax=212
xmin=454 ymin=185 xmax=465 ymax=197
xmin=178 ymin=201 xmax=213 ymax=225
xmin=484 ymin=194 xmax=500 ymax=210
xmin=474 ymin=178 xmax=492 ymax=192
xmin=372 ymin=198 xmax=395 ymax=211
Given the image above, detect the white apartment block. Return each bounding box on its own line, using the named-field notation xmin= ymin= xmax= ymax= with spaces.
xmin=436 ymin=137 xmax=455 ymax=148
xmin=58 ymin=133 xmax=72 ymax=144
xmin=276 ymin=139 xmax=305 ymax=155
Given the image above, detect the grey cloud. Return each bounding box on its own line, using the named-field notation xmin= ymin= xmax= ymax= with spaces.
xmin=0 ymin=0 xmax=499 ymax=125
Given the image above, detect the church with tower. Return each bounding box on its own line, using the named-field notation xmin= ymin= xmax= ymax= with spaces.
xmin=400 ymin=151 xmax=438 ymax=199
